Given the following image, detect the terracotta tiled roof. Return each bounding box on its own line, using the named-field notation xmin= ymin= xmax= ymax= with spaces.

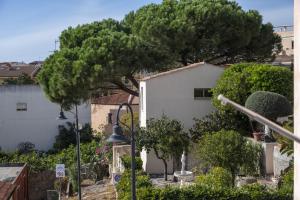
xmin=0 ymin=62 xmax=41 ymax=78
xmin=0 ymin=181 xmax=15 ymax=200
xmin=92 ymin=92 xmax=139 ymax=105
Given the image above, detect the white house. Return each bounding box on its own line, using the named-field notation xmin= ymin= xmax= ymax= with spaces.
xmin=139 ymin=62 xmax=225 ymax=173
xmin=0 ymin=85 xmax=91 ymax=151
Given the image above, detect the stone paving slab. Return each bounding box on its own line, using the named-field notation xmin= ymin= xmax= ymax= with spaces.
xmin=63 ymin=179 xmax=116 ymax=200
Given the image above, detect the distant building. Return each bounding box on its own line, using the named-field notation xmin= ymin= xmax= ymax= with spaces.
xmin=91 ymin=92 xmax=139 ymax=135
xmin=274 ymin=26 xmax=294 ymax=66
xmin=0 ymin=62 xmax=42 ymax=84
xmin=139 ymin=62 xmax=225 ymax=173
xmin=0 ymin=85 xmax=91 ymax=151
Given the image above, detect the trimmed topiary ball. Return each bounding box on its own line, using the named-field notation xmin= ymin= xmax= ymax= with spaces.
xmin=245 ymin=91 xmax=292 ymax=120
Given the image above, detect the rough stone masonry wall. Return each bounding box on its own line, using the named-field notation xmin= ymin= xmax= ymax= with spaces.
xmin=29 ymin=170 xmax=56 ymax=200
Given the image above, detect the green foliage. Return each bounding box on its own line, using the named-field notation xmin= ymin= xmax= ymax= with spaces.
xmin=279 ymin=167 xmax=293 ymax=194
xmin=190 ymin=111 xmax=246 ymax=141
xmin=38 ymin=19 xmax=170 ymax=103
xmin=128 ymin=0 xmax=281 ymax=65
xmin=245 ymin=91 xmax=292 ymax=121
xmin=117 ymin=172 xmax=292 ymax=200
xmin=213 ymin=63 xmax=293 ymax=109
xmin=116 ymin=170 xmax=153 ymax=200
xmin=3 ymin=73 xmax=35 ymax=85
xmin=197 ymin=130 xmax=262 ymax=184
xmin=39 ymin=1 xmax=281 ymax=106
xmin=53 ymin=122 xmax=94 ymax=152
xmin=274 ymin=118 xmax=294 ymax=156
xmin=138 ymin=115 xmax=190 ymax=180
xmin=195 ymin=167 xmax=233 ymax=189
xmin=120 ymin=112 xmax=139 ymax=137
xmin=211 ymin=63 xmax=293 ymax=133
xmin=121 ymin=155 xmax=143 ymax=171
xmin=16 ymin=142 xmax=35 ymax=154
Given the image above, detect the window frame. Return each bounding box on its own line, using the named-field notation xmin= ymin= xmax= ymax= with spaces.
xmin=194 ymin=88 xmax=212 ymax=100
xmin=16 ymin=102 xmax=27 ymax=111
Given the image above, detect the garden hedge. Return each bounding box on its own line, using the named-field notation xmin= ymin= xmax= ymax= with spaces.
xmin=117 ymin=171 xmax=293 ymax=200
xmin=245 ymin=91 xmax=292 ymax=120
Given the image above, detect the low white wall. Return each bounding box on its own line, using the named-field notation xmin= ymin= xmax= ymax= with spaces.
xmin=0 ymin=85 xmax=91 ymax=151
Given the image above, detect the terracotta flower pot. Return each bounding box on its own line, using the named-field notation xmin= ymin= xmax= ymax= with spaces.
xmin=253 ymin=132 xmax=264 ymax=141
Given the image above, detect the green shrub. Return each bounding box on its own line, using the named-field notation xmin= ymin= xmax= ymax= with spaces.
xmin=117 ymin=177 xmax=292 ymax=200
xmin=53 ymin=122 xmax=94 ymax=152
xmin=121 ymin=155 xmax=143 ymax=170
xmin=197 ymin=130 xmax=263 ymax=184
xmin=245 ymin=91 xmax=292 ymax=121
xmin=211 ymin=63 xmax=293 ymax=134
xmin=195 ymin=167 xmax=233 ymax=189
xmin=116 ymin=170 xmax=153 ymax=200
xmin=16 ymin=142 xmax=35 ymax=154
xmin=190 ymin=111 xmax=245 ymax=141
xmin=279 ymin=167 xmax=293 ymax=194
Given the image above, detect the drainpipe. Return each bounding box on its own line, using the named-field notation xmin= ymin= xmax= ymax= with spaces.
xmin=294 ymin=0 xmax=300 ymax=199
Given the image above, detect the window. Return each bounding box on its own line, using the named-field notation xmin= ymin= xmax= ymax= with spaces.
xmin=16 ymin=103 xmax=27 ymax=111
xmin=194 ymin=88 xmax=212 ymax=99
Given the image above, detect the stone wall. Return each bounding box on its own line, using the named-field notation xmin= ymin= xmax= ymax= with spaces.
xmin=29 ymin=170 xmax=56 ymax=200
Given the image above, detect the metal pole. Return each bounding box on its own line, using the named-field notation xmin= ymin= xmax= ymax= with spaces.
xmin=75 ymin=105 xmax=82 ymax=200
xmin=217 ymin=94 xmax=300 ymax=144
xmin=116 ymin=103 xmax=136 ymax=200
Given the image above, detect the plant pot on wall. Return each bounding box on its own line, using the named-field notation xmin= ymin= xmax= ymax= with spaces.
xmin=253 ymin=132 xmax=264 ymax=141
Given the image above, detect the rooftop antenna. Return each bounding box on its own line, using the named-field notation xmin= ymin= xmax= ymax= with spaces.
xmin=49 ymin=39 xmax=59 ymax=53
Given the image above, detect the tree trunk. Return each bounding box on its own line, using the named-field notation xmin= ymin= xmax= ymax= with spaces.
xmin=153 ymin=148 xmax=168 ymax=181
xmin=162 ymin=159 xmax=168 ymax=181
xmin=230 ymin=169 xmax=235 ymax=187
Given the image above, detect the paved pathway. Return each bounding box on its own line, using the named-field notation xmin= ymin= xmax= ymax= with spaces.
xmin=65 ymin=179 xmax=116 ymax=200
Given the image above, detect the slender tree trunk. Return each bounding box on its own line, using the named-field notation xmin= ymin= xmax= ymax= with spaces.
xmin=162 ymin=159 xmax=168 ymax=181
xmin=153 ymin=148 xmax=168 ymax=181
xmin=230 ymin=169 xmax=236 ymax=187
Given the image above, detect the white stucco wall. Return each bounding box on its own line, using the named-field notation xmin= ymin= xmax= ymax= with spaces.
xmin=0 ymin=85 xmax=91 ymax=151
xmin=139 ymin=63 xmax=224 ymax=173
xmin=140 ymin=63 xmax=224 ymax=130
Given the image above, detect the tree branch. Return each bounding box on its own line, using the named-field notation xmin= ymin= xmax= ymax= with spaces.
xmin=112 ymin=80 xmax=139 ymax=97
xmin=127 ymin=75 xmax=139 ymax=89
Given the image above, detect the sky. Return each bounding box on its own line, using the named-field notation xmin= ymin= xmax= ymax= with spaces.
xmin=0 ymin=0 xmax=294 ymax=63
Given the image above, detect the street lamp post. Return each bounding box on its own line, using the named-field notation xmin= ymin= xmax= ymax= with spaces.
xmin=106 ymin=103 xmax=136 ymax=200
xmin=58 ymin=105 xmax=82 ymax=200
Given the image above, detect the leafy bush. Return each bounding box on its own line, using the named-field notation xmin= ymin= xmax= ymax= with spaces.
xmin=190 ymin=111 xmax=246 ymax=141
xmin=117 ymin=174 xmax=292 ymax=200
xmin=116 ymin=170 xmax=152 ymax=200
xmin=53 ymin=122 xmax=94 ymax=152
xmin=279 ymin=167 xmax=293 ymax=194
xmin=121 ymin=155 xmax=143 ymax=171
xmin=245 ymin=91 xmax=292 ymax=121
xmin=3 ymin=73 xmax=36 ymax=85
xmin=274 ymin=118 xmax=294 ymax=156
xmin=16 ymin=142 xmax=35 ymax=154
xmin=197 ymin=130 xmax=263 ymax=184
xmin=211 ymin=63 xmax=293 ymax=134
xmin=195 ymin=167 xmax=233 ymax=189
